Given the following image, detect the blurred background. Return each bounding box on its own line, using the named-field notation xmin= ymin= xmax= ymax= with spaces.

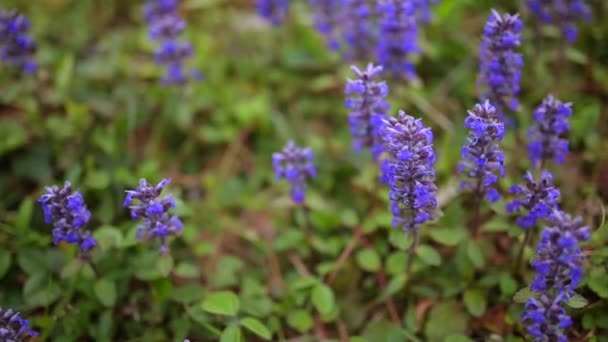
xmin=0 ymin=0 xmax=607 ymax=341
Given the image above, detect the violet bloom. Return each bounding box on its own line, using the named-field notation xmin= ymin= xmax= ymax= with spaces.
xmin=507 ymin=171 xmax=560 ymax=230
xmin=0 ymin=307 xmax=38 ymax=341
xmin=143 ymin=0 xmax=199 ymax=85
xmin=309 ymin=0 xmax=342 ymax=50
xmin=458 ymin=101 xmax=505 ymax=203
xmin=477 ymin=10 xmax=523 ymax=115
xmin=0 ymin=10 xmax=36 ymax=73
xmin=381 ymin=111 xmax=437 ymax=231
xmin=522 ymin=210 xmax=590 ymax=341
xmin=124 ymin=178 xmax=183 ymax=254
xmin=257 ymin=0 xmax=289 ymax=25
xmin=272 ymin=141 xmax=317 ymax=204
xmin=38 ymin=182 xmax=97 ymax=253
xmin=412 ymin=0 xmax=438 ymax=24
xmin=344 ymin=63 xmax=390 ymax=159
xmin=527 ymin=0 xmax=591 ymax=42
xmin=341 ymin=0 xmax=377 ymax=60
xmin=376 ymin=0 xmax=418 ymax=79
xmin=527 ymin=95 xmax=572 ymax=167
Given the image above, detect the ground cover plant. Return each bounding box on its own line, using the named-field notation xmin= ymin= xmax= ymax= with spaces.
xmin=0 ymin=0 xmax=607 ymax=341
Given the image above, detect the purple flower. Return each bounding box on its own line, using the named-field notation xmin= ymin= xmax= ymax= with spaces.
xmin=309 ymin=0 xmax=342 ymax=50
xmin=522 ymin=210 xmax=590 ymax=340
xmin=0 ymin=10 xmax=37 ymax=73
xmin=477 ymin=10 xmax=523 ymax=115
xmin=380 ymin=111 xmax=437 ymax=231
xmin=124 ymin=178 xmax=183 ymax=254
xmin=527 ymin=95 xmax=572 ymax=167
xmin=412 ymin=0 xmax=439 ymax=24
xmin=458 ymin=101 xmax=505 ymax=203
xmin=341 ymin=0 xmax=377 ymax=60
xmin=257 ymin=0 xmax=289 ymax=25
xmin=38 ymin=182 xmax=97 ymax=253
xmin=143 ymin=0 xmax=199 ymax=85
xmin=507 ymin=171 xmax=560 ymax=230
xmin=527 ymin=0 xmax=591 ymax=42
xmin=376 ymin=0 xmax=418 ymax=79
xmin=0 ymin=307 xmax=38 ymax=341
xmin=345 ymin=63 xmax=390 ymax=159
xmin=272 ymin=141 xmax=316 ymax=204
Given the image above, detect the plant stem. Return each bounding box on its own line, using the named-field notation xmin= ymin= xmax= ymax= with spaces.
xmin=514 ymin=228 xmax=532 ymax=274
xmin=406 ymin=229 xmax=420 ymax=277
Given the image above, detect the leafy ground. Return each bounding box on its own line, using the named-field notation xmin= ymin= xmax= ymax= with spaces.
xmin=1 ymin=0 xmax=607 ymax=341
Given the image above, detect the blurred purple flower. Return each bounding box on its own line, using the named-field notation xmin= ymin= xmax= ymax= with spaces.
xmin=0 ymin=10 xmax=36 ymax=73
xmin=507 ymin=171 xmax=560 ymax=230
xmin=257 ymin=0 xmax=289 ymax=25
xmin=124 ymin=178 xmax=183 ymax=254
xmin=412 ymin=0 xmax=438 ymax=24
xmin=0 ymin=307 xmax=38 ymax=341
xmin=527 ymin=0 xmax=590 ymax=42
xmin=309 ymin=0 xmax=342 ymax=50
xmin=376 ymin=0 xmax=418 ymax=79
xmin=341 ymin=0 xmax=377 ymax=60
xmin=272 ymin=141 xmax=317 ymax=204
xmin=527 ymin=95 xmax=572 ymax=167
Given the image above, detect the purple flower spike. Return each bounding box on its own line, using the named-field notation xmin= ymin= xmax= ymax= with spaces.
xmin=381 ymin=111 xmax=437 ymax=231
xmin=345 ymin=63 xmax=390 ymax=159
xmin=143 ymin=0 xmax=200 ymax=85
xmin=0 ymin=10 xmax=37 ymax=73
xmin=273 ymin=141 xmax=317 ymax=204
xmin=458 ymin=101 xmax=505 ymax=203
xmin=412 ymin=0 xmax=439 ymax=24
xmin=376 ymin=0 xmax=418 ymax=79
xmin=0 ymin=307 xmax=38 ymax=341
xmin=522 ymin=210 xmax=590 ymax=341
xmin=341 ymin=0 xmax=377 ymax=60
xmin=527 ymin=0 xmax=591 ymax=42
xmin=38 ymin=182 xmax=97 ymax=254
xmin=477 ymin=10 xmax=523 ymax=115
xmin=309 ymin=0 xmax=342 ymax=50
xmin=507 ymin=171 xmax=560 ymax=230
xmin=257 ymin=0 xmax=289 ymax=25
xmin=124 ymin=178 xmax=183 ymax=254
xmin=527 ymin=95 xmax=572 ymax=167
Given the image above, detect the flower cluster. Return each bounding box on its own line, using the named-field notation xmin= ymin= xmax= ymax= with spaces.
xmin=507 ymin=171 xmax=560 ymax=229
xmin=341 ymin=0 xmax=377 ymax=60
xmin=344 ymin=63 xmax=390 ymax=159
xmin=124 ymin=178 xmax=183 ymax=254
xmin=458 ymin=101 xmax=505 ymax=202
xmin=527 ymin=95 xmax=572 ymax=167
xmin=522 ymin=210 xmax=590 ymax=340
xmin=38 ymin=182 xmax=97 ymax=253
xmin=309 ymin=0 xmax=342 ymax=50
xmin=412 ymin=0 xmax=438 ymax=24
xmin=376 ymin=0 xmax=418 ymax=79
xmin=527 ymin=0 xmax=591 ymax=42
xmin=0 ymin=10 xmax=36 ymax=73
xmin=143 ymin=0 xmax=199 ymax=85
xmin=272 ymin=141 xmax=317 ymax=204
xmin=0 ymin=307 xmax=38 ymax=341
xmin=257 ymin=0 xmax=289 ymax=26
xmin=381 ymin=111 xmax=437 ymax=231
xmin=477 ymin=10 xmax=523 ymax=114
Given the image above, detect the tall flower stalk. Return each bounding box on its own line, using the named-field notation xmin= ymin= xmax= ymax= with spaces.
xmin=527 ymin=95 xmax=572 ymax=168
xmin=272 ymin=141 xmax=317 ymax=205
xmin=341 ymin=0 xmax=377 ymax=61
xmin=376 ymin=0 xmax=418 ymax=79
xmin=0 ymin=10 xmax=36 ymax=73
xmin=309 ymin=0 xmax=342 ymax=50
xmin=527 ymin=0 xmax=591 ymax=42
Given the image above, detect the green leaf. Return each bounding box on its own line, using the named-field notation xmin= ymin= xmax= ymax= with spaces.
xmin=18 ymin=249 xmax=48 ymax=275
xmin=356 ymin=249 xmax=382 ymax=272
xmin=499 ymin=273 xmax=517 ymax=296
xmin=175 ymin=262 xmax=201 ymax=278
xmin=463 ymin=289 xmax=486 ymax=317
xmin=566 ymin=293 xmax=589 ymax=309
xmin=385 ymin=251 xmax=407 ymax=276
xmin=171 ymin=283 xmax=205 ymax=304
xmin=220 ymin=325 xmax=243 ymax=342
xmin=156 ymin=255 xmax=174 ymax=277
xmin=23 ymin=274 xmax=61 ymax=307
xmin=202 ymin=291 xmax=240 ymax=316
xmin=93 ymin=225 xmax=123 ymax=250
xmin=0 ymin=250 xmax=11 ymax=279
xmin=94 ymin=278 xmax=117 ymax=307
xmin=241 ymin=317 xmax=271 ymax=340
xmin=428 ymin=227 xmax=466 ymax=246
xmin=466 ymin=241 xmax=485 ymax=269
xmin=15 ymin=197 xmax=33 ymax=233
xmin=417 ymin=245 xmax=441 ymax=266
xmin=588 ymin=273 xmax=608 ymax=298
xmin=513 ymin=287 xmax=534 ymax=303
xmin=287 ymin=310 xmax=314 ymax=333
xmin=445 ymin=335 xmax=475 ymax=342
xmin=311 ymin=283 xmax=335 ymax=315
xmin=424 ymin=302 xmax=467 ymax=340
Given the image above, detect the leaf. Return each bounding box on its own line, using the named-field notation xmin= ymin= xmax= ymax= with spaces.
xmin=94 ymin=278 xmax=117 ymax=307
xmin=499 ymin=273 xmax=517 ymax=296
xmin=23 ymin=274 xmax=61 ymax=307
xmin=466 ymin=241 xmax=485 ymax=269
xmin=18 ymin=249 xmax=48 ymax=275
xmin=428 ymin=227 xmax=466 ymax=246
xmin=287 ymin=310 xmax=314 ymax=333
xmin=175 ymin=262 xmax=201 ymax=278
xmin=588 ymin=273 xmax=608 ymax=298
xmin=311 ymin=283 xmax=335 ymax=315
xmin=445 ymin=335 xmax=475 ymax=342
xmin=241 ymin=317 xmax=271 ymax=340
xmin=0 ymin=250 xmax=11 ymax=279
xmin=220 ymin=325 xmax=242 ymax=342
xmin=417 ymin=245 xmax=441 ymax=266
xmin=424 ymin=301 xmax=467 ymax=340
xmin=463 ymin=289 xmax=486 ymax=317
xmin=93 ymin=225 xmax=123 ymax=250
xmin=513 ymin=287 xmax=534 ymax=303
xmin=202 ymin=291 xmax=240 ymax=316
xmin=356 ymin=249 xmax=381 ymax=272
xmin=171 ymin=283 xmax=205 ymax=304
xmin=15 ymin=197 xmax=34 ymax=233
xmin=156 ymin=255 xmax=174 ymax=277
xmin=566 ymin=293 xmax=589 ymax=309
